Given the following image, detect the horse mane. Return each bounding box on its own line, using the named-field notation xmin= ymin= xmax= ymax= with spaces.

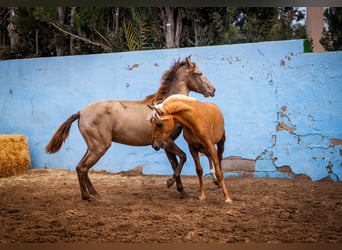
xmin=163 ymin=94 xmax=197 ymax=104
xmin=151 ymin=94 xmax=197 ymax=118
xmin=143 ymin=59 xmax=188 ymax=104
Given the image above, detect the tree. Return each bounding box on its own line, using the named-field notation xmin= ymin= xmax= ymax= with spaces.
xmin=233 ymin=7 xmax=279 ymax=42
xmin=320 ymin=7 xmax=342 ymax=51
xmin=0 ymin=7 xmax=311 ymax=59
xmin=270 ymin=7 xmax=307 ymax=41
xmin=122 ymin=8 xmax=153 ymax=51
xmin=223 ymin=7 xmax=240 ymax=44
xmin=34 ymin=7 xmax=113 ymax=55
xmin=6 ymin=7 xmax=51 ymax=58
xmin=160 ymin=7 xmax=183 ymax=48
xmin=182 ymin=7 xmax=236 ymax=47
xmin=7 ymin=8 xmax=19 ymax=51
xmin=0 ymin=8 xmax=10 ymax=47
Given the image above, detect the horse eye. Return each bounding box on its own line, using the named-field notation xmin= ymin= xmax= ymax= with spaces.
xmin=156 ymin=122 xmax=163 ymax=128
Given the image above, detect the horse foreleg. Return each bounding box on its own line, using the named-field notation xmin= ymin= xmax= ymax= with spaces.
xmin=164 ymin=150 xmax=178 ymax=188
xmin=164 ymin=141 xmax=187 ymax=198
xmin=189 ymin=146 xmax=205 ymax=201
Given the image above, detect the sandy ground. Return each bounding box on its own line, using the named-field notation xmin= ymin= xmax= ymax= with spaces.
xmin=0 ymin=168 xmax=341 ymax=243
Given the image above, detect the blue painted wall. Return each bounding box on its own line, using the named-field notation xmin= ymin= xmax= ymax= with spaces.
xmin=1 ymin=40 xmax=341 ymax=181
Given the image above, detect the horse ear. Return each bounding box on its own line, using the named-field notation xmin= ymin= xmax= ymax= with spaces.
xmin=161 ymin=114 xmax=172 ymax=121
xmin=155 ymin=107 xmax=162 ymax=115
xmin=186 ymin=56 xmax=193 ymax=68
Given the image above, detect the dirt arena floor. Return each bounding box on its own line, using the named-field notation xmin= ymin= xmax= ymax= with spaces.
xmin=0 ymin=168 xmax=341 ymax=243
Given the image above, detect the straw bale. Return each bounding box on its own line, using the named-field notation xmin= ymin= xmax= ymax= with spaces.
xmin=0 ymin=134 xmax=31 ymax=177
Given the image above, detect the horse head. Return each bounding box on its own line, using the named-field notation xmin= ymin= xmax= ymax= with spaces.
xmin=182 ymin=56 xmax=215 ymax=97
xmin=147 ymin=104 xmax=174 ymax=151
xmin=151 ymin=56 xmax=215 ymax=104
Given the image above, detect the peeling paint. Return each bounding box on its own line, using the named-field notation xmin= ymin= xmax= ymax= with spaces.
xmin=331 ymin=138 xmax=342 ymax=146
xmin=127 ymin=63 xmax=140 ymax=70
xmin=280 ymin=59 xmax=286 ymax=67
xmin=221 ymin=156 xmax=255 ymax=172
xmin=276 ymin=122 xmax=296 ymax=132
xmin=280 ymin=105 xmax=287 ymax=116
xmin=276 ymin=165 xmax=295 ymax=176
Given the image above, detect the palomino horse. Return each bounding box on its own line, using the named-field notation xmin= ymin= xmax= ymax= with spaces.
xmin=45 ymin=57 xmax=215 ymax=201
xmin=149 ymin=94 xmax=232 ymax=203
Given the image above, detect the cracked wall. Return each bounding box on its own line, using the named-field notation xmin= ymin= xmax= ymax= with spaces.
xmin=1 ymin=40 xmax=341 ymax=181
xmin=219 ymin=46 xmax=342 ymax=181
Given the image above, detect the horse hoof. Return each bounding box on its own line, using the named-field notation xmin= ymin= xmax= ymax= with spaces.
xmin=82 ymin=194 xmax=100 ymax=202
xmin=198 ymin=196 xmax=206 ymax=201
xmin=82 ymin=197 xmax=92 ymax=202
xmin=82 ymin=195 xmax=91 ymax=201
xmin=166 ymin=178 xmax=175 ymax=188
xmin=180 ymin=192 xmax=189 ymax=199
xmin=225 ymin=199 xmax=233 ymax=204
xmin=93 ymin=193 xmax=101 ymax=198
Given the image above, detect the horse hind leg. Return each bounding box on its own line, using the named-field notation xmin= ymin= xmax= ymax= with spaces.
xmin=76 ymin=145 xmax=110 ymax=201
xmin=206 ymin=154 xmax=219 ymax=186
xmin=208 ymin=146 xmax=232 ymax=203
xmin=85 ymin=170 xmax=98 ymax=196
xmin=216 ymin=132 xmax=231 ymax=201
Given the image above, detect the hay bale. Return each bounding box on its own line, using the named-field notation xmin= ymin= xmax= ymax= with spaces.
xmin=0 ymin=134 xmax=31 ymax=177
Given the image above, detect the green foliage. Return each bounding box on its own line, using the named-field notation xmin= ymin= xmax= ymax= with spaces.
xmin=320 ymin=7 xmax=342 ymax=51
xmin=77 ymin=8 xmax=107 ymax=36
xmin=122 ymin=8 xmax=152 ymax=51
xmin=270 ymin=7 xmax=307 ymax=41
xmin=0 ymin=7 xmax=311 ymax=59
xmin=32 ymin=7 xmax=56 ymax=21
xmin=122 ymin=18 xmax=139 ymax=51
xmin=181 ymin=7 xmax=235 ymax=47
xmin=234 ymin=7 xmax=279 ymax=42
xmin=9 ymin=7 xmax=55 ymax=58
xmin=303 ymin=38 xmax=313 ymax=52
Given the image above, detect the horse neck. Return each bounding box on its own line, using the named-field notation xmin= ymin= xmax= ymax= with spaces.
xmin=151 ymin=79 xmax=189 ymax=104
xmin=165 ymin=78 xmax=190 ymax=98
xmin=164 ymin=100 xmax=194 ymax=129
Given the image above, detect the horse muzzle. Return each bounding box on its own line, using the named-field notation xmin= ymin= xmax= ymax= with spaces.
xmin=208 ymin=87 xmax=216 ymax=97
xmin=152 ymin=141 xmax=165 ymax=151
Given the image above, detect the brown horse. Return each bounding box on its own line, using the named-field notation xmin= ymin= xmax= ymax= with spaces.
xmin=45 ymin=56 xmax=215 ymax=201
xmin=149 ymin=94 xmax=232 ymax=203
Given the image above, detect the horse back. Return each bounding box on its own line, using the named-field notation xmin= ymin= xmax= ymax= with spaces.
xmin=78 ymin=99 xmax=153 ymax=146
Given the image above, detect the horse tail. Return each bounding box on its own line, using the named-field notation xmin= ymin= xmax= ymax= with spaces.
xmin=217 ymin=130 xmax=226 ymax=162
xmin=45 ymin=112 xmax=80 ymax=154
